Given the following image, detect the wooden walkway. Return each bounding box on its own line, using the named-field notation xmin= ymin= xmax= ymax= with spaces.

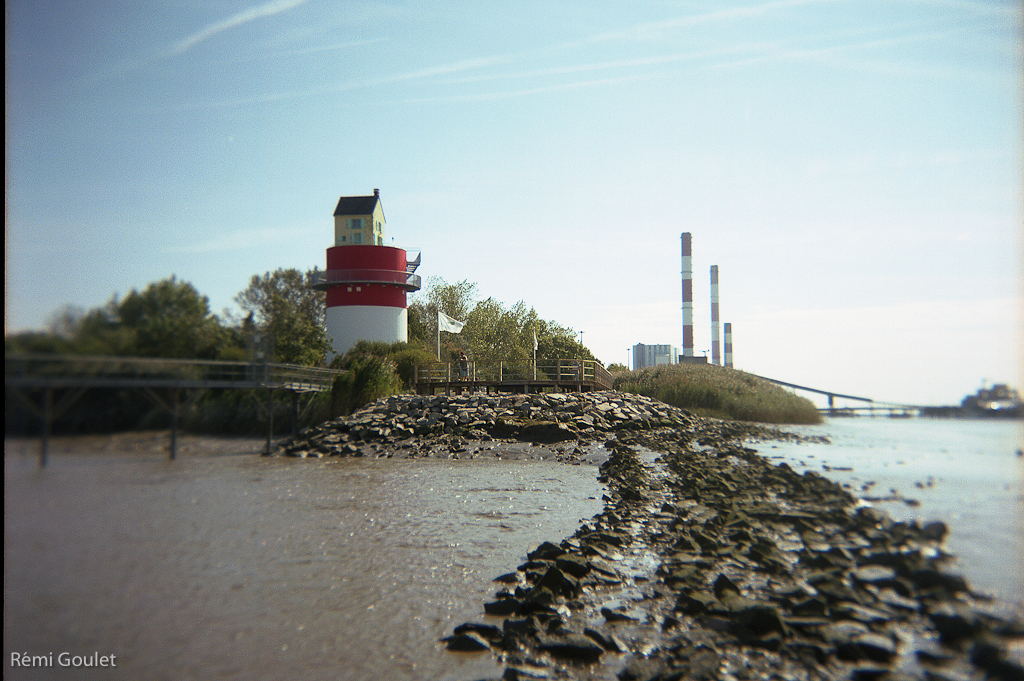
xmin=414 ymin=359 xmax=613 ymax=395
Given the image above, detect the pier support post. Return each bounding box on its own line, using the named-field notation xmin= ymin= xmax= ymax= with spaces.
xmin=169 ymin=389 xmax=179 ymax=460
xmin=265 ymin=388 xmax=274 ymax=456
xmin=140 ymin=387 xmax=183 ymax=460
xmin=41 ymin=388 xmax=52 ymax=467
xmin=290 ymin=391 xmax=299 ymax=436
xmin=9 ymin=386 xmax=87 ymax=468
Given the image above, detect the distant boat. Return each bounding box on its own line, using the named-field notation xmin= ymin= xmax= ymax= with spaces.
xmin=960 ymin=383 xmax=1023 ymax=418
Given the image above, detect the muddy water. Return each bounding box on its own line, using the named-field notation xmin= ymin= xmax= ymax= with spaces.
xmin=4 ymin=451 xmax=604 ymax=680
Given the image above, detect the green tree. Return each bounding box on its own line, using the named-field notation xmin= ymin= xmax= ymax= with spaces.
xmin=5 ymin=280 xmax=236 ymax=359
xmin=533 ymin=317 xmax=593 ymax=363
xmin=117 ymin=277 xmax=225 ymax=358
xmin=4 ymin=331 xmax=74 ymax=355
xmin=407 ymin=277 xmax=477 ymax=352
xmin=71 ymin=300 xmax=136 ymax=356
xmin=463 ymin=298 xmax=531 ymax=365
xmin=235 ymin=268 xmax=328 ymax=366
xmin=406 ymin=277 xmax=598 ymax=368
xmin=328 ymin=341 xmax=408 ymax=414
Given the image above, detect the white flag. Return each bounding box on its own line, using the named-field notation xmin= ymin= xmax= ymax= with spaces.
xmin=533 ymin=330 xmax=538 ymax=350
xmin=438 ymin=311 xmax=465 ymax=333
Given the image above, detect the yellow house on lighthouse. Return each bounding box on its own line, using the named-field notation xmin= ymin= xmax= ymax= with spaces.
xmin=333 ymin=188 xmax=385 ymax=246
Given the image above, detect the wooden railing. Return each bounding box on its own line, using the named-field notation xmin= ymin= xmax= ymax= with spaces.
xmin=414 ymin=359 xmax=613 ymax=391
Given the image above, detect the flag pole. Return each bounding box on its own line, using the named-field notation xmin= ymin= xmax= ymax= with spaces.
xmin=533 ymin=326 xmax=537 ymax=380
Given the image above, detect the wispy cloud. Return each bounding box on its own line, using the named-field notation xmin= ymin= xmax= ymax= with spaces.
xmin=175 ymin=0 xmax=994 ymax=110
xmin=433 ymin=41 xmax=787 ymax=86
xmin=576 ymin=0 xmax=843 ymax=45
xmin=75 ymin=0 xmax=309 ymax=87
xmin=386 ymin=55 xmax=518 ymax=83
xmin=400 ymin=73 xmax=661 ymax=104
xmin=707 ymin=30 xmax=952 ymax=70
xmin=169 ymin=0 xmax=310 ymax=56
xmin=274 ymin=36 xmax=389 ymax=57
xmin=166 ymin=225 xmax=317 ymax=254
xmin=182 ymin=53 xmax=518 ymax=109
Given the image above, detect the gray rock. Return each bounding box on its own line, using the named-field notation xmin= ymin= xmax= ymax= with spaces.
xmin=444 ymin=631 xmax=491 ymax=651
xmin=538 ymin=633 xmax=603 ymax=661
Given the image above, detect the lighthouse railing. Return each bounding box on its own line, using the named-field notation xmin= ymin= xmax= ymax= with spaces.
xmin=311 ymin=269 xmax=421 ymax=291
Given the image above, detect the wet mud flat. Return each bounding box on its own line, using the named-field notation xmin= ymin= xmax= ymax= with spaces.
xmin=5 ymin=431 xmax=268 ymax=458
xmin=280 ymin=392 xmax=1024 ymax=680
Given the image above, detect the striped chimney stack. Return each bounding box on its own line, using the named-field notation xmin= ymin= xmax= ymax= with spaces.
xmin=681 ymin=233 xmax=694 ymax=358
xmin=724 ymin=323 xmax=733 ymax=369
xmin=710 ymin=265 xmax=721 ymax=366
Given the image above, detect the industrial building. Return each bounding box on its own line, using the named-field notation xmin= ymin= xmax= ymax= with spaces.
xmin=632 ymin=343 xmax=679 ymax=370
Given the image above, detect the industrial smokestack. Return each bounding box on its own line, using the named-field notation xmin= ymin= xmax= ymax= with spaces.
xmin=724 ymin=322 xmax=733 ymax=369
xmin=710 ymin=265 xmax=721 ymax=366
xmin=681 ymin=233 xmax=694 ymax=357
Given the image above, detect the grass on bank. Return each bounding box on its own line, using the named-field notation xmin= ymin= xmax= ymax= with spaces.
xmin=613 ymin=363 xmax=822 ymax=425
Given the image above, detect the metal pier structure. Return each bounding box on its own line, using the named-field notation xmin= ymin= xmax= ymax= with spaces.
xmin=5 ymin=354 xmax=344 ymax=464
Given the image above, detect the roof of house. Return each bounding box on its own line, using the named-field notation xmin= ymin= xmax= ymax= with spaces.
xmin=333 ymin=192 xmax=381 ymax=217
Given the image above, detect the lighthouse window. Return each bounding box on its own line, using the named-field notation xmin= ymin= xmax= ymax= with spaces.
xmin=349 ymin=218 xmax=363 ymax=230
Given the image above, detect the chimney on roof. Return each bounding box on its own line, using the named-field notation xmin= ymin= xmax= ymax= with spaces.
xmin=373 ymin=188 xmax=380 ymax=197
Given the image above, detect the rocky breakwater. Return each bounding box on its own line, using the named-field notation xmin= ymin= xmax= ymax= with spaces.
xmin=277 ymin=390 xmax=701 ymax=459
xmin=274 ymin=390 xmax=1023 ymax=680
xmin=439 ymin=425 xmax=1024 ymax=680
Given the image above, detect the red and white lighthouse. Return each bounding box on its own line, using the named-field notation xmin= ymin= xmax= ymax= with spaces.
xmin=314 ymin=190 xmax=421 ymax=361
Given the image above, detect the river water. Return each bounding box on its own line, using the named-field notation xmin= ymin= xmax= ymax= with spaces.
xmin=4 ymin=417 xmax=1022 ymax=680
xmin=4 ymin=450 xmax=605 ymax=681
xmin=763 ymin=417 xmax=1024 ymax=607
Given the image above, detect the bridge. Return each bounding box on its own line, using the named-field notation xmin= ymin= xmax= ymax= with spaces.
xmin=414 ymin=359 xmax=613 ymax=395
xmin=5 ymin=354 xmax=344 ymax=464
xmin=751 ymin=374 xmax=929 ymax=416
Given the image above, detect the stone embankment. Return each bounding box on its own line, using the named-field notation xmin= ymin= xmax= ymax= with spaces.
xmin=276 ymin=391 xmax=1024 ymax=680
xmin=278 ymin=390 xmax=775 ymax=459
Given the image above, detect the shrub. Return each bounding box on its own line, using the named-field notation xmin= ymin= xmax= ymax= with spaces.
xmin=614 ymin=364 xmax=821 ymax=425
xmin=330 ymin=349 xmax=404 ymax=415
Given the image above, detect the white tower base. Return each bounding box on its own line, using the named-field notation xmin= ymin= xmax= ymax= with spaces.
xmin=326 ymin=306 xmax=407 ymax=362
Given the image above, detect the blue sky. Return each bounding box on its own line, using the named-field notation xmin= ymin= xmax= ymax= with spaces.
xmin=6 ymin=0 xmax=1022 ymax=407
